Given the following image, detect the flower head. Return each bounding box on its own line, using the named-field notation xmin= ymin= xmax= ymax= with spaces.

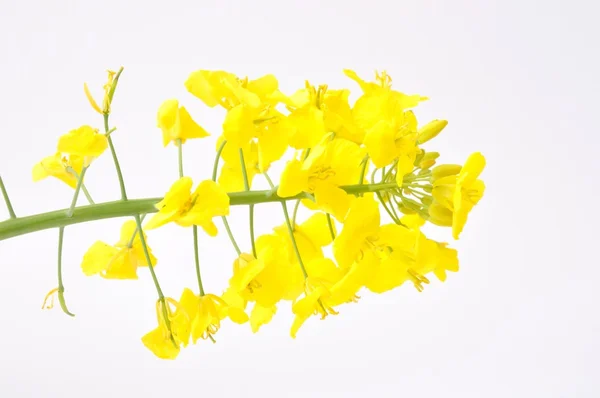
xmin=57 ymin=125 xmax=108 ymax=166
xmin=157 ymin=99 xmax=209 ymax=147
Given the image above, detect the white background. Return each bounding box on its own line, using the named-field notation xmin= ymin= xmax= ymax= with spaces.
xmin=0 ymin=0 xmax=599 ymax=397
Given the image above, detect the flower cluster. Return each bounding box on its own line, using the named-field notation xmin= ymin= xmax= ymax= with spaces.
xmin=31 ymin=67 xmax=486 ymax=360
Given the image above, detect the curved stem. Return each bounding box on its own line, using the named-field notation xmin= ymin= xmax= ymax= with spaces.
xmin=281 ymin=201 xmax=308 ymax=279
xmin=193 ymin=226 xmax=205 ymax=296
xmin=0 ymin=175 xmax=16 ymax=219
xmin=57 ymin=226 xmax=75 ymax=317
xmin=212 ymin=140 xmax=227 ymax=182
xmin=291 ymin=199 xmax=301 ymax=230
xmin=221 ymin=216 xmax=241 ymax=256
xmin=0 ymin=182 xmax=397 ymax=241
xmin=134 ymin=214 xmax=164 ymax=299
xmin=105 ymin=114 xmax=128 ymax=200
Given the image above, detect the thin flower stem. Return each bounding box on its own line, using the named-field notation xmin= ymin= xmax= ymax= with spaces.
xmin=66 ymin=167 xmax=94 ymax=204
xmin=67 ymin=166 xmax=88 ymax=217
xmin=212 ymin=140 xmax=227 ymax=182
xmin=126 ymin=213 xmax=146 ymax=248
xmin=177 ymin=139 xmax=184 ymax=178
xmin=133 ymin=214 xmax=164 ymax=299
xmin=193 ymin=226 xmax=206 ymax=296
xmin=291 ymin=199 xmax=301 ymax=230
xmin=221 ymin=216 xmax=241 ymax=256
xmin=281 ymin=201 xmax=308 ymax=279
xmin=81 ymin=184 xmax=95 ymax=205
xmin=57 ymin=226 xmax=75 ymax=317
xmin=104 ymin=114 xmax=128 ymax=200
xmin=211 ymin=140 xmax=242 ymax=255
xmin=239 ymin=149 xmax=257 ymax=257
xmin=0 ymin=175 xmax=16 ymax=219
xmin=326 ymin=214 xmax=336 ymax=240
xmin=358 ymin=155 xmax=369 ymax=185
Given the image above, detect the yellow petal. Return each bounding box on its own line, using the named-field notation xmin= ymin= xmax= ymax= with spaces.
xmin=277 ymin=159 xmax=309 ymax=197
xmin=313 ymin=182 xmax=351 ymax=222
xmin=250 ymin=304 xmax=277 ymax=333
xmin=141 ymin=327 xmax=180 ymax=360
xmin=81 ymin=241 xmax=119 ymax=276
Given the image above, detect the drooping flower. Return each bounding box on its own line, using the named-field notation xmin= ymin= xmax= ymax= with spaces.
xmin=141 ymin=298 xmax=192 ymax=360
xmin=81 ymin=220 xmax=157 ymax=279
xmin=178 ymin=288 xmax=248 ymax=343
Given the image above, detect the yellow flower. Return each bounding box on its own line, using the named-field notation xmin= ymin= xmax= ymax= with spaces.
xmin=84 ymin=69 xmax=117 ymax=114
xmin=277 ymin=136 xmax=364 ymax=221
xmin=142 ymin=298 xmax=192 ymax=360
xmin=157 ymin=99 xmax=209 ymax=147
xmin=333 ymin=196 xmax=428 ymax=295
xmin=185 ymin=70 xmax=284 ymax=110
xmin=430 ymin=152 xmax=486 ymax=239
xmin=290 ymin=258 xmax=346 ymax=338
xmin=178 ymin=288 xmax=248 ymax=343
xmin=81 ymin=220 xmax=157 ymax=279
xmin=401 ymin=214 xmax=459 ymax=282
xmin=57 ymin=125 xmax=108 ymax=166
xmin=32 ymin=152 xmax=84 ymax=188
xmin=217 ymin=136 xmax=259 ymax=192
xmin=285 ymin=82 xmax=364 ymax=148
xmin=144 ymin=177 xmax=230 ymax=236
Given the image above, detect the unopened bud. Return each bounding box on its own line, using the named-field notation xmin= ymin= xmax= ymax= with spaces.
xmin=417 ymin=120 xmax=448 ymax=144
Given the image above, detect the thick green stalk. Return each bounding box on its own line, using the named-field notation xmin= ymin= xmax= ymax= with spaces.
xmin=0 ymin=183 xmax=397 ymax=241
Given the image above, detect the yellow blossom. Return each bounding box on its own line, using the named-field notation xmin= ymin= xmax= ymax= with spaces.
xmin=430 ymin=152 xmax=486 ymax=239
xmin=142 ymin=298 xmax=191 ymax=360
xmin=278 ymin=136 xmax=364 ymax=221
xmin=178 ymin=288 xmax=248 ymax=343
xmin=144 ymin=177 xmax=230 ymax=236
xmin=157 ymin=99 xmax=209 ymax=147
xmin=81 ymin=220 xmax=157 ymax=279
xmin=32 ymin=152 xmax=84 ymax=188
xmin=57 ymin=125 xmax=108 ymax=166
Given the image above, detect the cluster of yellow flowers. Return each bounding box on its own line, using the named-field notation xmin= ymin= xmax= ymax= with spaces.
xmin=30 ymin=67 xmax=486 ymax=360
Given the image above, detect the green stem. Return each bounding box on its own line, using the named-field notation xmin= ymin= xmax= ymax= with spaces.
xmin=193 ymin=226 xmax=205 ymax=296
xmin=66 ymin=167 xmax=94 ymax=204
xmin=358 ymin=155 xmax=369 ymax=185
xmin=221 ymin=216 xmax=241 ymax=256
xmin=0 ymin=175 xmax=17 ymax=219
xmin=67 ymin=166 xmax=88 ymax=217
xmin=177 ymin=139 xmax=184 ymax=178
xmin=291 ymin=199 xmax=301 ymax=230
xmin=80 ymin=183 xmax=95 ymax=205
xmin=133 ymin=214 xmax=164 ymax=299
xmin=0 ymin=183 xmax=397 ymax=241
xmin=57 ymin=226 xmax=75 ymax=317
xmin=104 ymin=114 xmax=128 ymax=201
xmin=212 ymin=140 xmax=227 ymax=182
xmin=126 ymin=213 xmax=147 ymax=247
xmin=239 ymin=149 xmax=256 ymax=257
xmin=326 ymin=214 xmax=336 ymax=240
xmin=281 ymin=201 xmax=308 ymax=279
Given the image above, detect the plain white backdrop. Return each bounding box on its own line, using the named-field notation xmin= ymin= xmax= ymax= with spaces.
xmin=0 ymin=0 xmax=599 ymax=397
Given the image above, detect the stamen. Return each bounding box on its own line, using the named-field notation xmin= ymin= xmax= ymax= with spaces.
xmin=42 ymin=287 xmax=59 ymax=310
